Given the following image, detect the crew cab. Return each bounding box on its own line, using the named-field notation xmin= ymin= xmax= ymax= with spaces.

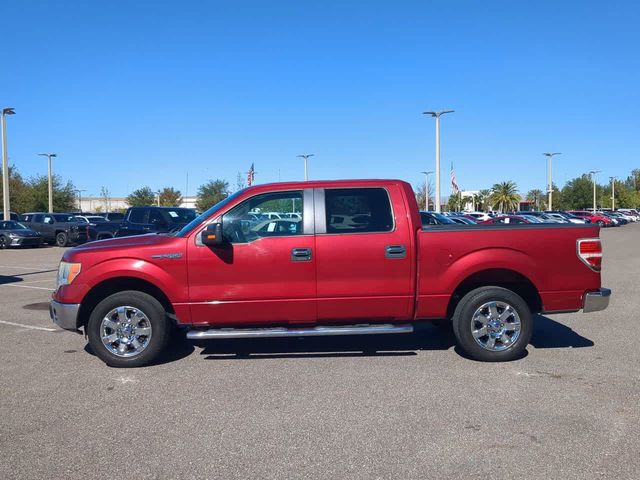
xmin=20 ymin=212 xmax=88 ymax=247
xmin=49 ymin=180 xmax=611 ymax=367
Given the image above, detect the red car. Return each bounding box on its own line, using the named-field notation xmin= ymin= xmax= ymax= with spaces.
xmin=480 ymin=215 xmax=532 ymax=225
xmin=50 ymin=179 xmax=610 ymax=367
xmin=568 ymin=211 xmax=613 ymax=227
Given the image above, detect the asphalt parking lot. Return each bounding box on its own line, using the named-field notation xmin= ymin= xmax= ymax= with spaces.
xmin=1 ymin=225 xmax=639 ymax=480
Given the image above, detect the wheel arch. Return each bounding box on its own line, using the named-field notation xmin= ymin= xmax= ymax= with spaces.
xmin=446 ymin=268 xmax=542 ymax=320
xmin=77 ymin=277 xmax=175 ymax=329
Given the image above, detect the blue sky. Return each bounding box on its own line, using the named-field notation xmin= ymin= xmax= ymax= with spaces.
xmin=2 ymin=0 xmax=639 ymax=198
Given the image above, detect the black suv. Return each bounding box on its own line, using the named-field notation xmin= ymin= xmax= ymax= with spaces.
xmin=20 ymin=213 xmax=88 ymax=247
xmin=116 ymin=207 xmax=197 ymax=237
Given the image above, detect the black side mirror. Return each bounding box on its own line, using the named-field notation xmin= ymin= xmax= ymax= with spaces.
xmin=201 ymin=223 xmax=225 ymax=246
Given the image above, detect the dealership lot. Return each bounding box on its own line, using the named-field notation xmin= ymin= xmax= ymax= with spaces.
xmin=1 ymin=226 xmax=639 ymax=479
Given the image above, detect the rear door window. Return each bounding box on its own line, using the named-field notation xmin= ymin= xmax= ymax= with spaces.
xmin=324 ymin=188 xmax=393 ymax=234
xmin=128 ymin=208 xmax=147 ymax=224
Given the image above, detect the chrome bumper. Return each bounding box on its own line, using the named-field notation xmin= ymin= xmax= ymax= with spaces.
xmin=583 ymin=288 xmax=611 ymax=313
xmin=50 ymin=300 xmax=81 ymax=330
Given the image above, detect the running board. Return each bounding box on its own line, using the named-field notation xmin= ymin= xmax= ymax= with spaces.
xmin=186 ymin=323 xmax=414 ymax=340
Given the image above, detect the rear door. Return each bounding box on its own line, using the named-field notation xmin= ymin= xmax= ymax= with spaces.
xmin=120 ymin=208 xmax=150 ymax=236
xmin=314 ymin=186 xmax=414 ymax=321
xmin=41 ymin=214 xmax=56 ymax=241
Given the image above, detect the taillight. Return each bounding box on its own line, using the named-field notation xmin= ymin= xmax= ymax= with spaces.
xmin=577 ymin=238 xmax=602 ymax=272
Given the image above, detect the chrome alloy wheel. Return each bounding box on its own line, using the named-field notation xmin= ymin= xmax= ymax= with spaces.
xmin=470 ymin=301 xmax=521 ymax=351
xmin=100 ymin=306 xmax=153 ymax=358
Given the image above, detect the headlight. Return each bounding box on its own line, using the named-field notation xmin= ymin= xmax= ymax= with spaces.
xmin=57 ymin=262 xmax=82 ymax=288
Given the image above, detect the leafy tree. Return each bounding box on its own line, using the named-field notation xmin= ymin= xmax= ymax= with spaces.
xmin=24 ymin=174 xmax=76 ymax=212
xmin=100 ymin=186 xmax=112 ymax=212
xmin=477 ymin=189 xmax=492 ymax=212
xmin=126 ymin=186 xmax=156 ymax=207
xmin=0 ymin=166 xmax=30 ymax=214
xmin=561 ymin=175 xmax=596 ymax=210
xmin=490 ymin=181 xmax=520 ymax=213
xmin=196 ymin=180 xmax=229 ymax=211
xmin=158 ymin=187 xmax=182 ymax=207
xmin=414 ymin=182 xmax=433 ymax=211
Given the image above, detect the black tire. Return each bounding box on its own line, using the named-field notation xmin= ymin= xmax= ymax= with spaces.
xmin=55 ymin=231 xmax=68 ymax=247
xmin=0 ymin=235 xmax=6 ymax=249
xmin=452 ymin=286 xmax=533 ymax=362
xmin=87 ymin=291 xmax=171 ymax=367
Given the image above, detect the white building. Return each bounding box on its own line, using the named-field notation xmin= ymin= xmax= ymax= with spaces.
xmin=79 ymin=196 xmax=198 ymax=212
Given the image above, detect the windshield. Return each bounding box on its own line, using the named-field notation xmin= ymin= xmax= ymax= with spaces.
xmin=174 ymin=189 xmax=246 ymax=237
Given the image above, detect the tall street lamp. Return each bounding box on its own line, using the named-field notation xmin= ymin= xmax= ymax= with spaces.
xmin=74 ymin=189 xmax=86 ymax=212
xmin=297 ymin=154 xmax=314 ymax=181
xmin=423 ymin=110 xmax=454 ymax=212
xmin=38 ymin=153 xmax=57 ymax=213
xmin=543 ymin=152 xmax=561 ymax=210
xmin=2 ymin=107 xmax=16 ymax=221
xmin=421 ymin=171 xmax=433 ymax=210
xmin=609 ymin=176 xmax=616 ymax=210
xmin=589 ymin=170 xmax=601 ymax=213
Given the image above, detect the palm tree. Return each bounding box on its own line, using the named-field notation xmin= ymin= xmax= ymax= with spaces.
xmin=525 ymin=189 xmax=546 ymax=211
xmin=490 ymin=181 xmax=520 ymax=213
xmin=478 ymin=189 xmax=492 ymax=211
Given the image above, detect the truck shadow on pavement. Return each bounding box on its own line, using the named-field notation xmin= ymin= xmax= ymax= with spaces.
xmin=197 ymin=314 xmax=593 ymax=361
xmin=0 ymin=269 xmax=58 ymax=285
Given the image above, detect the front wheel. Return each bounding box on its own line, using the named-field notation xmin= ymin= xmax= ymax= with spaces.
xmin=0 ymin=235 xmax=6 ymax=249
xmin=87 ymin=291 xmax=170 ymax=367
xmin=597 ymin=220 xmax=605 ymax=227
xmin=452 ymin=287 xmax=533 ymax=362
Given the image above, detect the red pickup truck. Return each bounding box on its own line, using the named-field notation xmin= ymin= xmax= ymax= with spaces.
xmin=50 ymin=179 xmax=610 ymax=367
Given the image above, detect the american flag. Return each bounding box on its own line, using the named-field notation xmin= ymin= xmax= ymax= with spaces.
xmin=247 ymin=163 xmax=255 ymax=186
xmin=450 ymin=162 xmax=459 ymax=194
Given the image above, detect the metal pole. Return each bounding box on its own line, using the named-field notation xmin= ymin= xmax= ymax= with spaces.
xmin=1 ymin=114 xmax=8 ymax=221
xmin=610 ymin=177 xmax=615 ymax=210
xmin=548 ymin=156 xmax=552 ymax=210
xmin=423 ymin=110 xmax=453 ymax=213
xmin=421 ymin=171 xmax=433 ymax=210
xmin=297 ymin=154 xmax=314 ymax=181
xmin=1 ymin=108 xmax=15 ymax=221
xmin=434 ymin=115 xmax=440 ymax=212
xmin=589 ymin=171 xmax=600 ymax=212
xmin=48 ymin=155 xmax=53 ymax=213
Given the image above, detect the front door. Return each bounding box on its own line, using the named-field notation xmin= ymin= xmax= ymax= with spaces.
xmin=187 ymin=189 xmax=316 ymax=326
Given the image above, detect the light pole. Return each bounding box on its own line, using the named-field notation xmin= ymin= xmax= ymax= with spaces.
xmin=543 ymin=152 xmax=561 ymax=210
xmin=423 ymin=110 xmax=454 ymax=212
xmin=421 ymin=171 xmax=433 ymax=210
xmin=2 ymin=107 xmax=16 ymax=221
xmin=38 ymin=153 xmax=57 ymax=213
xmin=297 ymin=154 xmax=314 ymax=181
xmin=74 ymin=189 xmax=86 ymax=212
xmin=156 ymin=190 xmax=161 ymax=207
xmin=609 ymin=176 xmax=616 ymax=210
xmin=589 ymin=170 xmax=601 ymax=212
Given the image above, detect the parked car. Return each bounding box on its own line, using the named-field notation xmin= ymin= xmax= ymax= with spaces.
xmin=514 ymin=211 xmax=566 ymax=223
xmin=617 ymin=209 xmax=640 ymax=221
xmin=448 ymin=215 xmax=477 ymax=225
xmin=600 ymin=211 xmax=628 ymax=225
xmin=467 ymin=211 xmax=493 ymax=221
xmin=544 ymin=211 xmax=588 ymax=224
xmin=568 ymin=211 xmax=613 ymax=227
xmin=50 ymin=179 xmax=610 ymax=367
xmin=420 ymin=211 xmax=456 ymax=225
xmin=19 ymin=213 xmax=88 ymax=246
xmin=115 ymin=206 xmax=197 ymax=237
xmin=480 ymin=215 xmax=532 ymax=225
xmin=74 ymin=215 xmax=120 ymax=241
xmin=0 ymin=220 xmax=43 ymax=248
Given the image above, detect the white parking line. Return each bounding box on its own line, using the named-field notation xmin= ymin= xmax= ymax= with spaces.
xmin=0 ymin=320 xmax=56 ymax=332
xmin=0 ymin=284 xmax=55 ymax=291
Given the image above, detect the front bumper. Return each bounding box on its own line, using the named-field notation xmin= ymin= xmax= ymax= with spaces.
xmin=583 ymin=288 xmax=611 ymax=313
xmin=50 ymin=300 xmax=81 ymax=330
xmin=8 ymin=236 xmax=43 ymax=247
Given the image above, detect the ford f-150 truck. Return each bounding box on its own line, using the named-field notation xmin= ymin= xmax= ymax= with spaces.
xmin=50 ymin=180 xmax=611 ymax=367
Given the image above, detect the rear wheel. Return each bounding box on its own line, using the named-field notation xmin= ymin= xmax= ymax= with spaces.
xmin=452 ymin=287 xmax=533 ymax=362
xmin=55 ymin=231 xmax=68 ymax=247
xmin=87 ymin=291 xmax=170 ymax=367
xmin=597 ymin=220 xmax=605 ymax=227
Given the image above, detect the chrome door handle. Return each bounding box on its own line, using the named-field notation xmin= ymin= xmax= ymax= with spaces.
xmin=385 ymin=244 xmax=406 ymax=259
xmin=291 ymin=248 xmax=312 ymax=261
